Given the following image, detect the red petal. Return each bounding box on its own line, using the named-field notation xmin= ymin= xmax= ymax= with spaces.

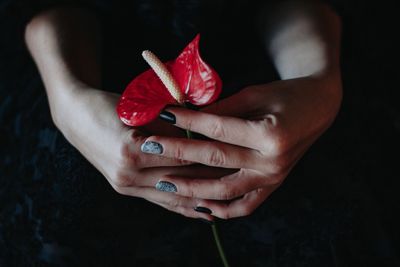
xmin=117 ymin=68 xmax=176 ymax=126
xmin=117 ymin=34 xmax=222 ymax=126
xmin=169 ymin=34 xmax=222 ymax=106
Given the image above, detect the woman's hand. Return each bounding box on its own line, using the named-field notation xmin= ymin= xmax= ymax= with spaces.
xmin=24 ymin=7 xmax=234 ymax=221
xmin=141 ymin=74 xmax=342 ymax=219
xmin=25 ymin=2 xmax=342 ymax=220
xmin=140 ymin=0 xmax=343 ymax=219
xmin=51 ymin=86 xmax=236 ymax=221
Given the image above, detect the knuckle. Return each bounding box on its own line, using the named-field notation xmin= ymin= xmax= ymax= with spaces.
xmin=265 ymin=113 xmax=278 ymax=127
xmin=111 ymin=172 xmax=136 ymax=187
xmin=128 ymin=152 xmax=142 ymax=168
xmin=258 ymin=117 xmax=289 ymax=156
xmin=120 ymin=152 xmax=141 ymax=170
xmin=224 ymin=191 xmax=235 ymax=200
xmin=174 ymin=145 xmax=184 ymax=160
xmin=119 ymin=144 xmax=141 ymax=170
xmin=265 ymin=153 xmax=291 ymax=176
xmin=218 ymin=183 xmax=237 ymax=200
xmin=183 ymin=181 xmax=197 ymax=198
xmin=121 ymin=129 xmax=137 ymax=149
xmin=207 ymin=148 xmax=226 ymax=166
xmin=267 ymin=133 xmax=289 ymax=156
xmin=168 ymin=198 xmax=181 ymax=208
xmin=210 ymin=118 xmax=225 ymax=139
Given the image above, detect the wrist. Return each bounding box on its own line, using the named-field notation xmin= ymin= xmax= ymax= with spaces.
xmin=50 ymin=85 xmax=121 ymax=140
xmin=48 ymin=82 xmax=92 ymax=131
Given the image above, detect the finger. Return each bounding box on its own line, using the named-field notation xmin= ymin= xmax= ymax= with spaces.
xmin=150 ymin=201 xmax=215 ymax=221
xmin=142 ymin=118 xmax=186 ymax=138
xmin=109 ymin=164 xmax=235 ymax=188
xmin=142 ymin=136 xmax=262 ymax=169
xmin=199 ymin=186 xmax=277 ymax=219
xmin=118 ymin=186 xmax=196 ymax=208
xmin=164 ymin=107 xmax=268 ymax=150
xmin=124 ymin=129 xmax=192 ymax=168
xmin=160 ymin=169 xmax=278 ymax=200
xmin=141 ymin=164 xmax=237 ymax=180
xmin=116 ymin=186 xmax=214 ymax=221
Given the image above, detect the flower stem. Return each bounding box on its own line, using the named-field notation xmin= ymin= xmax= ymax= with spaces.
xmin=184 ymin=125 xmax=230 ymax=267
xmin=212 ymin=223 xmax=230 ymax=267
xmin=146 ymin=50 xmax=230 ymax=265
xmin=185 ymin=129 xmax=193 ymax=139
xmin=182 ymin=103 xmax=194 ymax=139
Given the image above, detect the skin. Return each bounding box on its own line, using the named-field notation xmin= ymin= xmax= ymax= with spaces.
xmin=25 ymin=1 xmax=342 ymax=220
xmin=143 ymin=1 xmax=342 ymax=219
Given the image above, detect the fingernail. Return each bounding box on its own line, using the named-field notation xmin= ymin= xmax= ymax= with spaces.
xmin=159 ymin=110 xmax=176 ymax=124
xmin=155 ymin=181 xmax=177 ymax=193
xmin=198 ymin=218 xmax=215 ymax=225
xmin=141 ymin=141 xmax=163 ymax=154
xmin=194 ymin=206 xmax=212 ymax=214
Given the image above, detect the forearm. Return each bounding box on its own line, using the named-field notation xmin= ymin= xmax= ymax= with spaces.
xmin=25 ymin=7 xmax=102 ymax=126
xmin=260 ymin=0 xmax=341 ymax=80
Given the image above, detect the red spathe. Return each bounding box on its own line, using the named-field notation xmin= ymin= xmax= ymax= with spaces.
xmin=117 ymin=34 xmax=222 ymax=126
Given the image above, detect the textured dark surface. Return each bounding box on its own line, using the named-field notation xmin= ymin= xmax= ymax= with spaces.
xmin=1 ymin=1 xmax=400 ymax=266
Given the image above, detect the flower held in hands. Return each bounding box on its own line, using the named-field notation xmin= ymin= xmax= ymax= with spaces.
xmin=117 ymin=34 xmax=222 ymax=126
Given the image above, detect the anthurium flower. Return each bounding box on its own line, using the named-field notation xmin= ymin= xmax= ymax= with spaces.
xmin=117 ymin=34 xmax=222 ymax=126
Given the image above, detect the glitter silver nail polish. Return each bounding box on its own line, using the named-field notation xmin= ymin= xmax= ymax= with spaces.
xmin=155 ymin=181 xmax=177 ymax=193
xmin=141 ymin=141 xmax=163 ymax=154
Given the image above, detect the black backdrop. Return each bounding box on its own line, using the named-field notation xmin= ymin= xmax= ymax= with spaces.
xmin=1 ymin=0 xmax=399 ymax=266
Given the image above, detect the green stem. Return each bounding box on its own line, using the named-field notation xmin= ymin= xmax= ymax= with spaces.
xmin=184 ymin=122 xmax=229 ymax=267
xmin=182 ymin=103 xmax=194 ymax=145
xmin=185 ymin=129 xmax=193 ymax=139
xmin=212 ymin=223 xmax=230 ymax=267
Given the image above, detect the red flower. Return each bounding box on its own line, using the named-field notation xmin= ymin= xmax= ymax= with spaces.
xmin=117 ymin=34 xmax=222 ymax=126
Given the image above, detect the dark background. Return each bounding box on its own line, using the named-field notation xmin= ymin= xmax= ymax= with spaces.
xmin=1 ymin=0 xmax=400 ymax=266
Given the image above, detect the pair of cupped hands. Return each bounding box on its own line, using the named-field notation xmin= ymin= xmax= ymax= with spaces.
xmin=60 ymin=74 xmax=341 ymax=222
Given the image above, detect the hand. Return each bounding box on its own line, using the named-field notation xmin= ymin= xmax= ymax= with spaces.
xmin=24 ymin=8 xmax=233 ymax=221
xmin=141 ymin=74 xmax=342 ymax=219
xmin=54 ymin=87 xmax=233 ymax=221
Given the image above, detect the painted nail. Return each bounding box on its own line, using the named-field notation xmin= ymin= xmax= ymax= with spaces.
xmin=194 ymin=206 xmax=212 ymax=214
xmin=141 ymin=141 xmax=163 ymax=154
xmin=159 ymin=111 xmax=176 ymax=124
xmin=198 ymin=218 xmax=215 ymax=225
xmin=155 ymin=181 xmax=177 ymax=193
